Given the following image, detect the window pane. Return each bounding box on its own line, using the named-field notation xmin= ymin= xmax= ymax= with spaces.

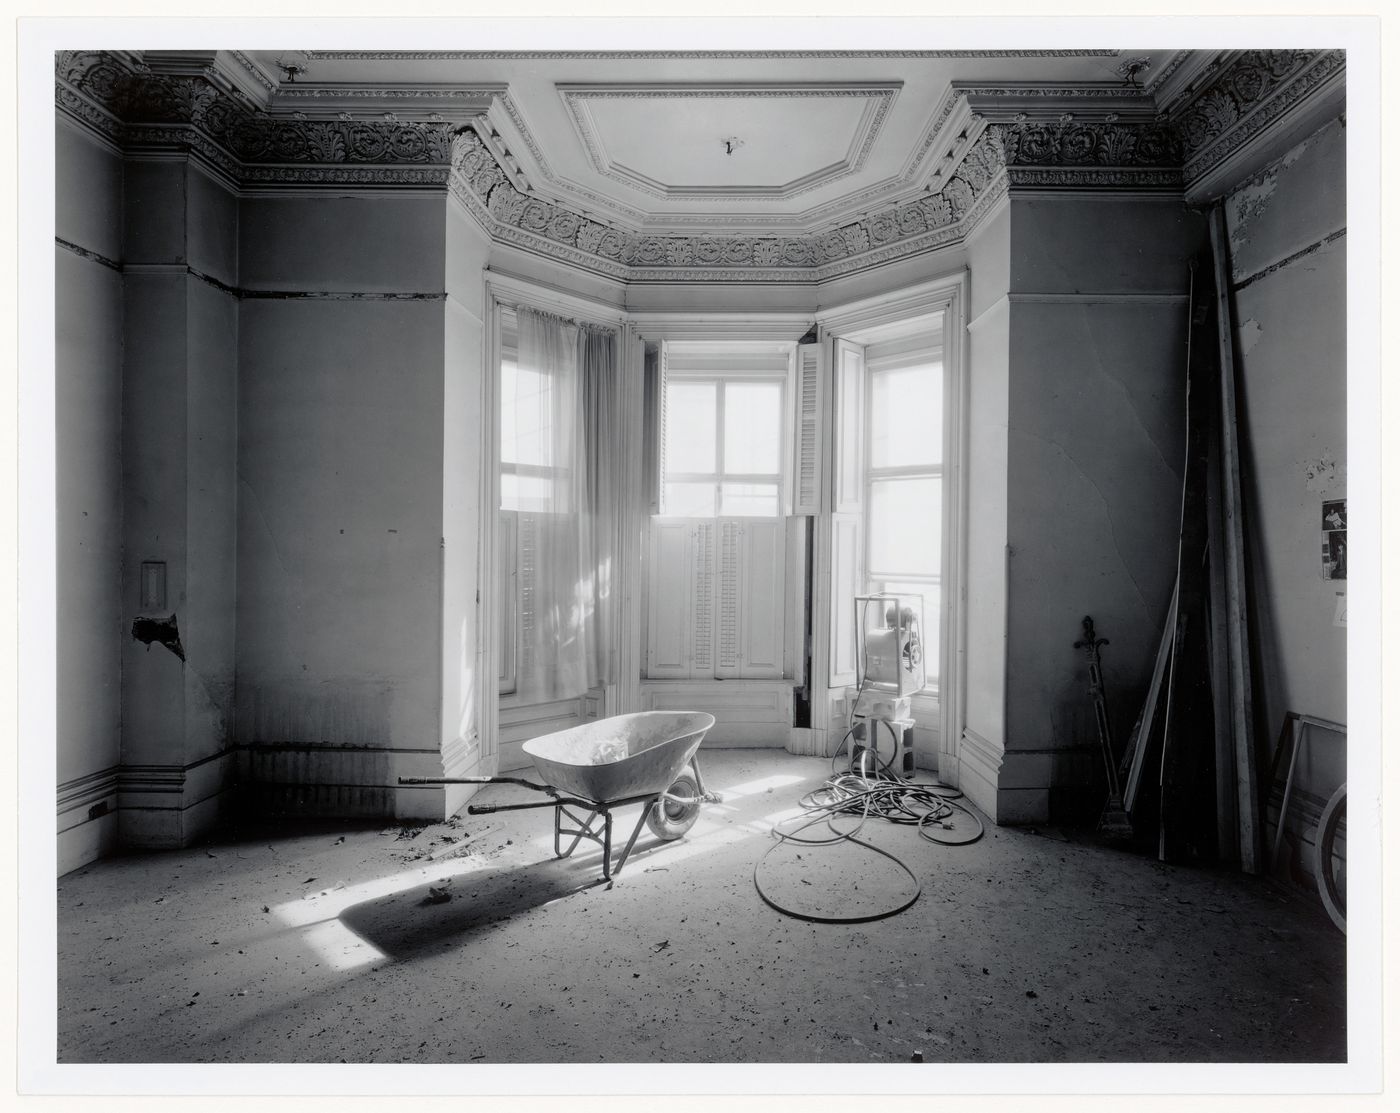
xmin=501 ymin=358 xmax=552 ymax=468
xmin=870 ymin=363 xmax=943 ymax=468
xmin=665 ymin=382 xmax=717 ymax=474
xmin=664 ymin=481 xmax=716 ymax=517
xmin=501 ymin=471 xmax=552 ymax=513
xmin=720 ymin=482 xmax=779 ymax=517
xmin=724 ymin=381 xmax=783 ymax=475
xmin=869 ymin=477 xmax=941 ymax=576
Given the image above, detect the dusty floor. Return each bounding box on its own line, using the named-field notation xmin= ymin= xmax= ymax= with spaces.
xmin=57 ymin=750 xmax=1346 ymax=1064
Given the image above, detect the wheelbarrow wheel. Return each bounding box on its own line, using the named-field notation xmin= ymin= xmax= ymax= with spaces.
xmin=647 ymin=764 xmax=702 ymax=841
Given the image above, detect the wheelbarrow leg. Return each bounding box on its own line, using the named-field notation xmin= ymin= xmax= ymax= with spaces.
xmin=554 ymin=803 xmax=601 ymax=860
xmin=612 ymin=801 xmax=658 ymax=879
xmin=601 ymin=808 xmax=613 ymax=882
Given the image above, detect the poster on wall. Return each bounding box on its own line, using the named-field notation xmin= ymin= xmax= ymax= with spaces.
xmin=1321 ymin=499 xmax=1347 ymax=580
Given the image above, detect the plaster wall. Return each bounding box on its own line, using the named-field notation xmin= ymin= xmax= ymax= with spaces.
xmin=56 ymin=121 xmax=122 ymax=261
xmin=239 ymin=195 xmax=445 ymax=293
xmin=117 ymin=155 xmax=243 ymax=848
xmin=119 ymin=273 xmax=190 ymax=776
xmin=55 ymin=122 xmax=124 ymax=871
xmin=1004 ymin=300 xmax=1186 ymax=806
xmin=186 ymin=164 xmax=238 ymax=285
xmin=236 ymin=193 xmax=449 ymax=818
xmin=183 ymin=278 xmax=239 ymax=772
xmin=1224 ymin=118 xmax=1347 ymax=875
xmin=441 ymin=201 xmax=493 ymax=816
xmin=999 ymin=195 xmax=1199 ymax=822
xmin=960 ymin=202 xmax=1011 ymax=819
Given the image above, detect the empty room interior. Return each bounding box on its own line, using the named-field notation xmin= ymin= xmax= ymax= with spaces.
xmin=47 ymin=41 xmax=1358 ymax=1070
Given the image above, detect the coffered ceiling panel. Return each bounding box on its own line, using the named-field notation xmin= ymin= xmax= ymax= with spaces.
xmin=560 ymin=84 xmax=894 ymax=199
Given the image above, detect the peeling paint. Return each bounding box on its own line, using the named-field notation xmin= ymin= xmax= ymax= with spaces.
xmin=131 ymin=614 xmax=185 ymax=662
xmin=1233 ymin=228 xmax=1345 ymax=293
xmin=1228 ymin=173 xmax=1281 ymax=254
xmin=1227 ymin=132 xmax=1313 ymax=258
xmin=1237 ymin=318 xmax=1264 ymax=356
xmin=1303 ymin=451 xmax=1345 ymax=494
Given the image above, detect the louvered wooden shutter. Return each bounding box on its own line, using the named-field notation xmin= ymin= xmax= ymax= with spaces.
xmin=498 ymin=511 xmax=518 ymax=693
xmin=691 ymin=520 xmax=715 ymax=677
xmin=656 ymin=340 xmax=671 ymax=514
xmin=739 ymin=518 xmax=785 ymax=678
xmin=829 ymin=338 xmax=865 ymax=686
xmin=715 ymin=519 xmax=743 ymax=677
xmin=645 ymin=519 xmax=692 ymax=678
xmin=793 ymin=341 xmax=824 ymax=515
xmin=518 ymin=513 xmax=539 ymax=684
xmin=832 ymin=338 xmax=865 ymax=514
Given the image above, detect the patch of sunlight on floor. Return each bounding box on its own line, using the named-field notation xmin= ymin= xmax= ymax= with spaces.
xmin=720 ymin=773 xmax=807 ymax=798
xmin=741 ymin=806 xmax=808 ymax=834
xmin=270 ymin=857 xmax=488 ymax=970
xmin=300 ymin=919 xmax=383 ymax=972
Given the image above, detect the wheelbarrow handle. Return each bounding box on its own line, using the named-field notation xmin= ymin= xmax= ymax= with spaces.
xmin=470 ymin=796 xmax=592 ymax=815
xmin=398 ymin=775 xmax=558 ymax=795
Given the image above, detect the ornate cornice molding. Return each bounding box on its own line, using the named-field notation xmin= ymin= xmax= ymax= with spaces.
xmin=1170 ymin=49 xmax=1345 ymax=186
xmin=988 ymin=112 xmax=1182 ymax=169
xmin=57 ymin=49 xmax=1341 ymax=283
xmin=305 ymin=49 xmax=1121 ymax=61
xmin=58 ymin=51 xmax=460 ymax=170
xmin=450 ymin=124 xmax=1006 ymax=281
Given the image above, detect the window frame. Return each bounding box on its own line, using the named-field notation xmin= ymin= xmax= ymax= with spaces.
xmin=498 ymin=307 xmax=572 ymax=514
xmin=661 ymin=367 xmax=789 ymax=519
xmin=863 ymin=344 xmax=944 ymax=690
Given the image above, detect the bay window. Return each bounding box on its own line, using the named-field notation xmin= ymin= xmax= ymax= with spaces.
xmin=865 ymin=342 xmax=943 ymax=691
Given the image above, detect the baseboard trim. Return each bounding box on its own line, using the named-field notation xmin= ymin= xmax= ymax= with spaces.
xmin=958 ymin=728 xmax=1003 ymax=823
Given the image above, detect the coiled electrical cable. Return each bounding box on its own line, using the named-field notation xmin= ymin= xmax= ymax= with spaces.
xmin=753 ymin=724 xmax=984 ymax=922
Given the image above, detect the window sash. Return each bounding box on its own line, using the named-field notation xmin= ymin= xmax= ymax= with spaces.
xmin=862 ymin=354 xmax=943 ymax=693
xmin=660 ymin=371 xmax=786 ymax=517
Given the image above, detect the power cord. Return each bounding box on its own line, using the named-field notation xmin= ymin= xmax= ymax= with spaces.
xmin=753 ymin=729 xmax=985 ymax=922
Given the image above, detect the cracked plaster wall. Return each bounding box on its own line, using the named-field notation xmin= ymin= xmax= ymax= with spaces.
xmin=235 ymin=194 xmax=450 ymax=819
xmin=1225 ymin=118 xmax=1347 ymax=838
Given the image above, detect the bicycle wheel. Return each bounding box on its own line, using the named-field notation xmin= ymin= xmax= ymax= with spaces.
xmin=1315 ymin=782 xmax=1346 ymax=934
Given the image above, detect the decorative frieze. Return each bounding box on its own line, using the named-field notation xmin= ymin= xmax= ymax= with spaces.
xmin=990 ymin=113 xmax=1182 ymax=168
xmin=59 ymin=50 xmax=459 ymax=167
xmin=56 ymin=48 xmax=1343 ymax=283
xmin=447 ymin=124 xmax=1007 ymax=280
xmin=1170 ymin=50 xmax=1345 ymax=185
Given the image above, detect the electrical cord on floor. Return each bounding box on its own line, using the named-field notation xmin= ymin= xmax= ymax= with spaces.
xmin=753 ymin=726 xmax=985 ymax=923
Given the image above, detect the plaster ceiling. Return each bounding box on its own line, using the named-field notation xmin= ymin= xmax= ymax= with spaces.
xmin=240 ymin=50 xmax=1183 ymax=234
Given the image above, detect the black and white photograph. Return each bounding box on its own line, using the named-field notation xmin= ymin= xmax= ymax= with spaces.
xmin=14 ymin=6 xmax=1387 ymax=1104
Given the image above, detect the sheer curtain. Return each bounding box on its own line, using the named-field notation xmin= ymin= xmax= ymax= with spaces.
xmin=512 ymin=306 xmax=617 ymax=702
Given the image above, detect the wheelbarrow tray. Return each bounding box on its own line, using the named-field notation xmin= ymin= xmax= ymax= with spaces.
xmin=522 ymin=711 xmax=715 ymax=804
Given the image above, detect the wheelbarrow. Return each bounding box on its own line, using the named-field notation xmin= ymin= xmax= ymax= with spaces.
xmin=400 ymin=711 xmax=721 ymax=882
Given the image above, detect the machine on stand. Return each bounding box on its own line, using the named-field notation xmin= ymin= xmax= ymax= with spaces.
xmin=850 ymin=592 xmax=926 ymax=777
